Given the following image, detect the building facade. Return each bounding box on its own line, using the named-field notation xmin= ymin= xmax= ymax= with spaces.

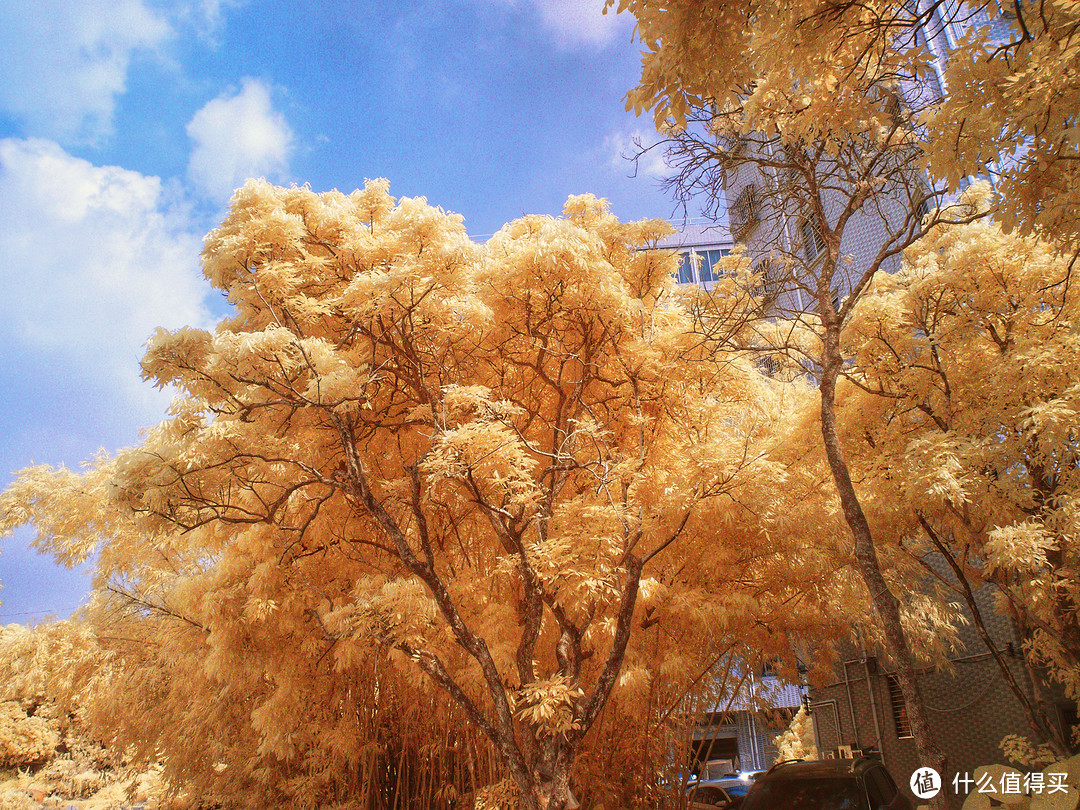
xmin=711 ymin=0 xmax=1012 ymax=316
xmin=691 ymin=673 xmax=808 ymax=776
xmin=806 ymin=578 xmax=1075 ymax=799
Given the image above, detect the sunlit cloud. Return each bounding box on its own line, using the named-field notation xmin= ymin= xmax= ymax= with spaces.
xmin=0 ymin=0 xmax=170 ymax=144
xmin=186 ymin=78 xmax=295 ymax=202
xmin=0 ymin=138 xmax=214 ymax=422
xmin=534 ymin=0 xmax=631 ymax=48
xmin=481 ymin=0 xmax=633 ymax=49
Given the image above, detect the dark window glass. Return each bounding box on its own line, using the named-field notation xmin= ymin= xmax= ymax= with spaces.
xmin=698 ymin=250 xmax=715 ymax=283
xmin=704 ymin=249 xmax=725 ymax=282
xmin=865 ymin=770 xmax=889 ymax=809
xmin=802 ymin=217 xmax=826 ymax=260
xmin=689 ymin=786 xmax=730 ymax=806
xmin=741 ymin=777 xmax=866 ymax=810
xmin=710 ymin=249 xmax=727 ymax=279
xmin=677 ymin=252 xmax=695 ymax=284
xmin=871 ymin=767 xmax=898 ymax=800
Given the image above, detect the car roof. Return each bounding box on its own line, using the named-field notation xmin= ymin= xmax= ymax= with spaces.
xmin=765 ymin=758 xmax=881 ymax=779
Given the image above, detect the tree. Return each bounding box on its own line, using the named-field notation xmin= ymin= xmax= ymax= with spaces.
xmin=773 ymin=706 xmax=817 ymax=763
xmin=1 ymin=181 xmax=802 ymax=809
xmin=609 ymin=1 xmax=981 ymax=798
xmin=837 ymin=198 xmax=1080 ymax=757
xmin=616 ymin=0 xmax=1080 ymax=256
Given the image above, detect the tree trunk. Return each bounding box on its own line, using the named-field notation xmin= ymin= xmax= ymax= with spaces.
xmin=819 ymin=326 xmax=952 ymax=809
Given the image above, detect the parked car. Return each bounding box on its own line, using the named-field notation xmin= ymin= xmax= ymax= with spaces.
xmin=738 ymin=758 xmax=913 ymax=810
xmin=691 ymin=770 xmax=764 ymax=799
xmin=724 ymin=770 xmax=765 ymax=797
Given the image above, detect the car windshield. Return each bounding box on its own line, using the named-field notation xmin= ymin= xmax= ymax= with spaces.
xmin=741 ymin=777 xmax=865 ymax=810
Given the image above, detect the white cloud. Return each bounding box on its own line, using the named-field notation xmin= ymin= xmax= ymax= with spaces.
xmin=604 ymin=129 xmax=668 ymax=179
xmin=533 ymin=0 xmax=631 ymax=48
xmin=0 ymin=138 xmax=214 ymax=421
xmin=0 ymin=0 xmax=170 ymax=144
xmin=179 ymin=0 xmax=242 ymax=35
xmin=479 ymin=0 xmax=631 ymax=48
xmin=186 ymin=79 xmax=295 ymax=202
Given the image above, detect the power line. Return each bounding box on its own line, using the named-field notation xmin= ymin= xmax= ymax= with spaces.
xmin=0 ymin=607 xmax=83 ymax=619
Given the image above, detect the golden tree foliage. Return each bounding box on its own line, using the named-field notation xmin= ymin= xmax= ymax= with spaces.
xmin=610 ymin=0 xmax=968 ymax=794
xmin=0 ymin=622 xmax=188 ymax=809
xmin=0 ymin=181 xmax=847 ymax=809
xmin=612 ymin=0 xmax=943 ymax=149
xmin=925 ymin=0 xmax=1080 ymax=249
xmin=0 ymin=701 xmax=57 ymax=770
xmin=773 ymin=706 xmax=817 ymax=763
xmin=837 ymin=196 xmax=1080 ymax=752
xmin=604 ymin=0 xmax=1080 ymax=795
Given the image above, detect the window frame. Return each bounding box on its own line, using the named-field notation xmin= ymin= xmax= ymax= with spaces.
xmin=800 ymin=215 xmax=827 ymax=262
xmin=887 ymin=675 xmax=914 ymax=739
xmin=730 ymin=184 xmax=760 ymax=242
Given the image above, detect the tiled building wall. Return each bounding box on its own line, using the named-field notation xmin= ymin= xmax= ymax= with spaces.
xmin=812 ymin=652 xmax=1039 ymax=801
xmin=735 ymin=713 xmax=786 ymax=771
xmin=809 ymin=567 xmax=1054 ymax=802
xmin=721 ymin=140 xmax=918 ymax=318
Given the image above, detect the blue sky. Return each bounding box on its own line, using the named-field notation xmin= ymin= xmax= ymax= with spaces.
xmin=0 ymin=0 xmax=698 ymax=622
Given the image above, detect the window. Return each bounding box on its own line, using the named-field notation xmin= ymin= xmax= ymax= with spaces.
xmin=756 ymin=355 xmax=781 ymax=376
xmin=703 ymin=761 xmax=736 ymax=780
xmin=698 ymin=248 xmax=730 ymax=282
xmin=697 ymin=250 xmax=715 ymax=283
xmin=887 ymin=675 xmax=913 ymax=738
xmin=741 ymin=777 xmax=862 ymax=810
xmin=754 ymin=257 xmax=780 ymax=302
xmin=730 ymin=184 xmax=760 ymax=241
xmin=689 ymin=785 xmax=731 ymax=807
xmin=874 ymin=766 xmax=900 ymax=800
xmin=675 ymin=248 xmax=732 ymax=285
xmin=717 ymin=134 xmax=745 ymax=167
xmin=880 ymin=88 xmax=905 ymax=126
xmin=801 ymin=215 xmax=826 ymax=261
xmin=677 ymin=252 xmax=695 ymax=284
